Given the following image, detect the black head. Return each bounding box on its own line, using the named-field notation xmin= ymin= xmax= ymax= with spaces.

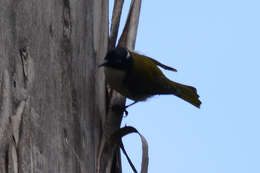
xmin=99 ymin=47 xmax=133 ymax=71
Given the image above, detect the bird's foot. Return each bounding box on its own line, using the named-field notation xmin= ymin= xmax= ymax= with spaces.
xmin=111 ymin=105 xmax=129 ymax=116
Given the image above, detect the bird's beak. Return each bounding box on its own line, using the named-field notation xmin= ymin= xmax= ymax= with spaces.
xmin=98 ymin=60 xmax=108 ymax=68
xmin=98 ymin=63 xmax=105 ymax=68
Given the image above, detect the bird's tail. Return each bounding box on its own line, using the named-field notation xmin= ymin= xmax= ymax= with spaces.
xmin=165 ymin=80 xmax=201 ymax=108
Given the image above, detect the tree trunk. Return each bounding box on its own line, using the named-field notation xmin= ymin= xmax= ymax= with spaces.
xmin=0 ymin=0 xmax=108 ymax=172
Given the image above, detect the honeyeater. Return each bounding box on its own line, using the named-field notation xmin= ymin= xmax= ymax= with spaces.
xmin=99 ymin=47 xmax=201 ymax=108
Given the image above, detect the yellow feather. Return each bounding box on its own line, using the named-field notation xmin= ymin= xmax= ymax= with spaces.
xmin=129 ymin=51 xmax=201 ymax=108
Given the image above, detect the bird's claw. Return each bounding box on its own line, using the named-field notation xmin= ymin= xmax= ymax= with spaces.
xmin=111 ymin=105 xmax=129 ymax=116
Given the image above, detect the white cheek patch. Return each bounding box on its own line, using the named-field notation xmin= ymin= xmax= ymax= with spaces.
xmin=126 ymin=51 xmax=131 ymax=59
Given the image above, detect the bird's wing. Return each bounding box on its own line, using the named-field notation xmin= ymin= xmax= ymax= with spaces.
xmin=131 ymin=51 xmax=177 ymax=72
xmin=146 ymin=56 xmax=177 ymax=72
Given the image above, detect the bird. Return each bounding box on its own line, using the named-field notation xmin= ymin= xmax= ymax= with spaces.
xmin=99 ymin=47 xmax=201 ymax=108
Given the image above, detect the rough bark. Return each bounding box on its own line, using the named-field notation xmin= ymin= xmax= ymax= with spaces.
xmin=0 ymin=0 xmax=108 ymax=172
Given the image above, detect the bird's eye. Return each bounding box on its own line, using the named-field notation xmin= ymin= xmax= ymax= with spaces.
xmin=116 ymin=59 xmax=122 ymax=63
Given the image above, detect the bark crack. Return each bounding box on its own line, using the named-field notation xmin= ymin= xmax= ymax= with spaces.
xmin=19 ymin=47 xmax=34 ymax=89
xmin=63 ymin=0 xmax=72 ymax=40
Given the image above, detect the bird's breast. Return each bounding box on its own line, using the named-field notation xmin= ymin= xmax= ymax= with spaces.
xmin=104 ymin=66 xmax=155 ymax=101
xmin=104 ymin=67 xmax=128 ymax=94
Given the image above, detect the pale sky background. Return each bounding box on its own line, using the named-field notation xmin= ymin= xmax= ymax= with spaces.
xmin=109 ymin=0 xmax=260 ymax=173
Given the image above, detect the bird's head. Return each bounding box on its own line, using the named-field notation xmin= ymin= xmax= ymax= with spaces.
xmin=99 ymin=47 xmax=133 ymax=71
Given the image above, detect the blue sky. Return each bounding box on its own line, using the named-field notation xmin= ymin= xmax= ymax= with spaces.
xmin=109 ymin=0 xmax=260 ymax=172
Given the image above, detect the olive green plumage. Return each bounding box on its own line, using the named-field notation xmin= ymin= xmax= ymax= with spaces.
xmin=100 ymin=48 xmax=201 ymax=108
